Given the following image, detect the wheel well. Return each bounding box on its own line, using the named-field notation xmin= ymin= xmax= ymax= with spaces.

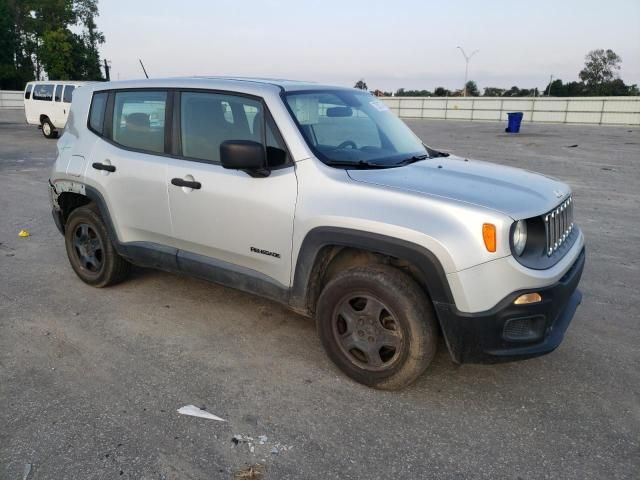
xmin=39 ymin=114 xmax=49 ymax=124
xmin=305 ymin=246 xmax=432 ymax=315
xmin=57 ymin=192 xmax=92 ymax=229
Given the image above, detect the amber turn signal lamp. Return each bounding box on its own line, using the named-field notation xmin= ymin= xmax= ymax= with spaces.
xmin=514 ymin=292 xmax=542 ymax=305
xmin=482 ymin=223 xmax=497 ymax=252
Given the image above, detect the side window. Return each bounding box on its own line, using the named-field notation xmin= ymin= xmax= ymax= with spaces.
xmin=89 ymin=92 xmax=108 ymax=134
xmin=24 ymin=84 xmax=33 ymax=100
xmin=112 ymin=91 xmax=167 ymax=154
xmin=54 ymin=85 xmax=63 ymax=102
xmin=63 ymin=85 xmax=75 ymax=103
xmin=32 ymin=84 xmax=54 ymax=101
xmin=180 ymin=92 xmax=261 ymax=163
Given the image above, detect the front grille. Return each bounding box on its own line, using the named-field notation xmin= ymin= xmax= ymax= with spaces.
xmin=544 ymin=196 xmax=574 ymax=256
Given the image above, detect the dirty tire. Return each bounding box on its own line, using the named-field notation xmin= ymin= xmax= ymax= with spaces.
xmin=41 ymin=117 xmax=58 ymax=139
xmin=64 ymin=204 xmax=131 ymax=287
xmin=316 ymin=264 xmax=437 ymax=390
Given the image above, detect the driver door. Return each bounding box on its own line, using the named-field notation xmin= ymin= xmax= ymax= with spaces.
xmin=166 ymin=91 xmax=297 ymax=288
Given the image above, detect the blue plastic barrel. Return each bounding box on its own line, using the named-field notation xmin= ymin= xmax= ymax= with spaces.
xmin=505 ymin=112 xmax=523 ymax=133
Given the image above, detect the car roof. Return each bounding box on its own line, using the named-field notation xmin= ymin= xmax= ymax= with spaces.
xmin=87 ymin=76 xmax=355 ymax=94
xmin=27 ymin=80 xmax=90 ymax=85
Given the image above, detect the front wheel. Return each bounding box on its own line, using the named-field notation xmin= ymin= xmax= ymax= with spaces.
xmin=316 ymin=264 xmax=438 ymax=390
xmin=41 ymin=117 xmax=58 ymax=139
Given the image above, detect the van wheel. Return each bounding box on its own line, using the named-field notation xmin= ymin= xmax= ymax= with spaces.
xmin=315 ymin=265 xmax=438 ymax=390
xmin=41 ymin=117 xmax=58 ymax=139
xmin=64 ymin=205 xmax=131 ymax=287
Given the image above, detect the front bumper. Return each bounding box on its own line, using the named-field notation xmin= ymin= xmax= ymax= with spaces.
xmin=436 ymin=248 xmax=585 ymax=364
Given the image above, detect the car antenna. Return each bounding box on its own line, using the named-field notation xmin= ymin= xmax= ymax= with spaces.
xmin=138 ymin=59 xmax=149 ymax=79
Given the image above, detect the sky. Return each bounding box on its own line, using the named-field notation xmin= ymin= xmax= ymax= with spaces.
xmin=97 ymin=0 xmax=640 ymax=92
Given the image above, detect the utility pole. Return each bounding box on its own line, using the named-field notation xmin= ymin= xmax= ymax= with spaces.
xmin=457 ymin=46 xmax=479 ymax=97
xmin=547 ymin=74 xmax=553 ymax=96
xmin=103 ymin=59 xmax=111 ymax=81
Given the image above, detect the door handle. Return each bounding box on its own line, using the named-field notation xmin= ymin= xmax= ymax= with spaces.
xmin=92 ymin=162 xmax=116 ymax=172
xmin=171 ymin=178 xmax=202 ymax=189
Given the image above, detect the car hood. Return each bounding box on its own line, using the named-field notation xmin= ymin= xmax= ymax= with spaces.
xmin=346 ymin=155 xmax=570 ymax=219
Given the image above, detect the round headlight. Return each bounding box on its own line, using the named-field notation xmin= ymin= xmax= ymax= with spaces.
xmin=512 ymin=220 xmax=527 ymax=256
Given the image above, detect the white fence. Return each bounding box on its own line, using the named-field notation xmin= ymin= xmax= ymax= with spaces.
xmin=0 ymin=90 xmax=23 ymax=109
xmin=3 ymin=89 xmax=640 ymax=125
xmin=380 ymin=96 xmax=640 ymax=126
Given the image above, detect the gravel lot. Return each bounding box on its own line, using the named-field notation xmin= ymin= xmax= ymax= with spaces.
xmin=1 ymin=113 xmax=638 ymax=479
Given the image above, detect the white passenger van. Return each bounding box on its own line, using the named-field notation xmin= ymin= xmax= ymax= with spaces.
xmin=24 ymin=81 xmax=88 ymax=138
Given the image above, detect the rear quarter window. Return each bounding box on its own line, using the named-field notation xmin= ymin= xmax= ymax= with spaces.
xmin=24 ymin=84 xmax=33 ymax=99
xmin=88 ymin=92 xmax=108 ymax=135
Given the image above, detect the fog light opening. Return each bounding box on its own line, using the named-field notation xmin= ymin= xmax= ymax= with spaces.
xmin=514 ymin=292 xmax=542 ymax=305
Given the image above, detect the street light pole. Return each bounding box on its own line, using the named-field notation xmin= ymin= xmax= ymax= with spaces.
xmin=457 ymin=46 xmax=479 ymax=97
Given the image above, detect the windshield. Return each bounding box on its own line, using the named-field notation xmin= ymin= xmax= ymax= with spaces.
xmin=284 ymin=90 xmax=427 ymax=167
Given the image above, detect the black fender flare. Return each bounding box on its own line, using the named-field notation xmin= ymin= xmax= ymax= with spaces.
xmin=289 ymin=226 xmax=456 ymax=310
xmin=289 ymin=227 xmax=464 ymax=362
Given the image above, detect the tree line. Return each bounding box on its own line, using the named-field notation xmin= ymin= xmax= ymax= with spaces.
xmin=359 ymin=50 xmax=639 ymax=97
xmin=0 ymin=0 xmax=105 ymax=90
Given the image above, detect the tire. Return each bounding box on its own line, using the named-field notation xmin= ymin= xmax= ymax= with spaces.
xmin=41 ymin=117 xmax=58 ymax=139
xmin=316 ymin=264 xmax=438 ymax=390
xmin=64 ymin=205 xmax=131 ymax=287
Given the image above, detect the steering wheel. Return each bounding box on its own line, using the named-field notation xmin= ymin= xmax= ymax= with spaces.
xmin=337 ymin=140 xmax=357 ymax=149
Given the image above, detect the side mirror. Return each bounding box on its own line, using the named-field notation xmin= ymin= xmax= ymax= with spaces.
xmin=220 ymin=140 xmax=269 ymax=177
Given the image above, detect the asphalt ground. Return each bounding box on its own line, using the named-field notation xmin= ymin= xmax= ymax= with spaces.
xmin=1 ymin=113 xmax=638 ymax=479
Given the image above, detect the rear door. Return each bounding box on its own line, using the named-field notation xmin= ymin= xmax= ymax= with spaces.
xmin=51 ymin=84 xmax=67 ymax=127
xmin=85 ymin=89 xmax=173 ymax=247
xmin=165 ymin=91 xmax=297 ymax=287
xmin=60 ymin=85 xmax=76 ymax=125
xmin=30 ymin=83 xmax=54 ymax=124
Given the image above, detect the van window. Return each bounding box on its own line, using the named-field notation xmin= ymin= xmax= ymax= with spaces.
xmin=24 ymin=84 xmax=33 ymax=100
xmin=112 ymin=91 xmax=167 ymax=154
xmin=89 ymin=92 xmax=108 ymax=134
xmin=180 ymin=92 xmax=261 ymax=163
xmin=54 ymin=85 xmax=63 ymax=102
xmin=33 ymin=84 xmax=54 ymax=101
xmin=63 ymin=85 xmax=75 ymax=103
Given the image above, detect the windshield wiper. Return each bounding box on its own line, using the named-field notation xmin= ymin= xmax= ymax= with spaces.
xmin=395 ymin=154 xmax=430 ymax=166
xmin=325 ymin=159 xmax=392 ymax=169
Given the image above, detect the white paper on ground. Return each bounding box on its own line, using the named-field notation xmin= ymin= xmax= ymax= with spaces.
xmin=177 ymin=405 xmax=226 ymax=421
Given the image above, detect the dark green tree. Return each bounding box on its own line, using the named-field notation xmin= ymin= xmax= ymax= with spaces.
xmin=39 ymin=27 xmax=74 ymax=79
xmin=464 ymin=80 xmax=479 ymax=96
xmin=354 ymin=79 xmax=368 ymax=90
xmin=433 ymin=87 xmax=451 ymax=97
xmin=483 ymin=87 xmax=505 ymax=97
xmin=0 ymin=0 xmax=105 ymax=88
xmin=579 ymin=49 xmax=621 ymax=87
xmin=395 ymin=88 xmax=432 ymax=97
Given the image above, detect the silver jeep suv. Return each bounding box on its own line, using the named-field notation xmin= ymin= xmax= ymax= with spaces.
xmin=49 ymin=77 xmax=585 ymax=389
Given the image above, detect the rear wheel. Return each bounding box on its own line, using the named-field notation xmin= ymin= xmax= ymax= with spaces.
xmin=64 ymin=205 xmax=131 ymax=287
xmin=316 ymin=264 xmax=438 ymax=390
xmin=41 ymin=117 xmax=58 ymax=139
